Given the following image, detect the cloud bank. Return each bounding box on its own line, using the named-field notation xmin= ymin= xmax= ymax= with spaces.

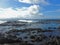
xmin=0 ymin=5 xmax=42 ymax=19
xmin=18 ymin=0 xmax=49 ymax=5
xmin=0 ymin=0 xmax=50 ymax=20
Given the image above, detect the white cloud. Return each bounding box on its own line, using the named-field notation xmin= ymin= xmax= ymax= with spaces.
xmin=0 ymin=5 xmax=43 ymax=19
xmin=18 ymin=0 xmax=49 ymax=5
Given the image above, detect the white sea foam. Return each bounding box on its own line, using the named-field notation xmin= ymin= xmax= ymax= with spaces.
xmin=18 ymin=20 xmax=38 ymax=23
xmin=18 ymin=20 xmax=33 ymax=23
xmin=0 ymin=21 xmax=7 ymax=24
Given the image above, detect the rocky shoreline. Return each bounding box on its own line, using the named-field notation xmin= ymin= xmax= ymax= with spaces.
xmin=0 ymin=21 xmax=60 ymax=45
xmin=0 ymin=28 xmax=60 ymax=45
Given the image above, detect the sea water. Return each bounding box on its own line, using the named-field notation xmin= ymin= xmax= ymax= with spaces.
xmin=0 ymin=19 xmax=60 ymax=32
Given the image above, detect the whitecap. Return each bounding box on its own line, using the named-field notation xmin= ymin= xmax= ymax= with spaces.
xmin=0 ymin=21 xmax=7 ymax=24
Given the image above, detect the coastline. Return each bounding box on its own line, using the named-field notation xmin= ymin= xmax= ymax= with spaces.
xmin=0 ymin=20 xmax=60 ymax=45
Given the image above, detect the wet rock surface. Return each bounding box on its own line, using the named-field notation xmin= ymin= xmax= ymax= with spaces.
xmin=0 ymin=20 xmax=60 ymax=45
xmin=0 ymin=28 xmax=59 ymax=45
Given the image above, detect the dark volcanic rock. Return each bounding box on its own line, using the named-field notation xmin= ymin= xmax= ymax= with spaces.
xmin=0 ymin=21 xmax=26 ymax=26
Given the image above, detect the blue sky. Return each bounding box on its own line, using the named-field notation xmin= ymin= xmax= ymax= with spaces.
xmin=0 ymin=0 xmax=60 ymax=19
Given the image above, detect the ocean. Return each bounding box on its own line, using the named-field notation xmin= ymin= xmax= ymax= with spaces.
xmin=0 ymin=19 xmax=60 ymax=31
xmin=0 ymin=19 xmax=60 ymax=36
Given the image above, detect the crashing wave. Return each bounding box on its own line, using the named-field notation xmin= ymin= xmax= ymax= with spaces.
xmin=18 ymin=20 xmax=38 ymax=23
xmin=0 ymin=21 xmax=7 ymax=24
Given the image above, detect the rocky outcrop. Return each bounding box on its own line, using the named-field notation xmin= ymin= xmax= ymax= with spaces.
xmin=0 ymin=21 xmax=27 ymax=26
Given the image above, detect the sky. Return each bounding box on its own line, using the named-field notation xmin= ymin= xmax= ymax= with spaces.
xmin=0 ymin=0 xmax=60 ymax=20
